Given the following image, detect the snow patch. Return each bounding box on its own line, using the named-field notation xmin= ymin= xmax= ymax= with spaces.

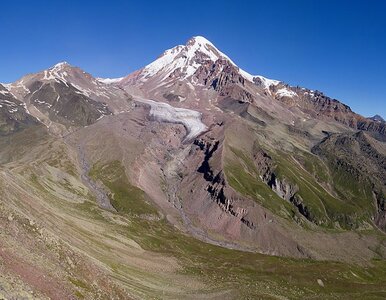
xmin=97 ymin=77 xmax=124 ymax=84
xmin=276 ymin=88 xmax=297 ymax=98
xmin=255 ymin=75 xmax=280 ymax=89
xmin=23 ymin=103 xmax=31 ymax=114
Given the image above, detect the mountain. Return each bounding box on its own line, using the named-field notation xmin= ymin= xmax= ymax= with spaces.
xmin=117 ymin=36 xmax=290 ymax=109
xmin=119 ymin=36 xmax=279 ymax=88
xmin=369 ymin=114 xmax=385 ymax=122
xmin=1 ymin=36 xmax=386 ymax=299
xmin=6 ymin=62 xmax=135 ymax=132
xmin=112 ymin=36 xmax=385 ymax=140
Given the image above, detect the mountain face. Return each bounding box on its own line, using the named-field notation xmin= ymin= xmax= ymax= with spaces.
xmin=27 ymin=79 xmax=111 ymax=127
xmin=1 ymin=36 xmax=386 ymax=299
xmin=0 ymin=83 xmax=38 ymax=135
xmin=6 ymin=62 xmax=133 ymax=131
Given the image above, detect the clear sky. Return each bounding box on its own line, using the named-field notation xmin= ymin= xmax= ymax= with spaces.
xmin=1 ymin=0 xmax=385 ymax=118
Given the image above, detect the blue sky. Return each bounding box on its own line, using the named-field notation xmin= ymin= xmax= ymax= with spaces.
xmin=1 ymin=0 xmax=385 ymax=117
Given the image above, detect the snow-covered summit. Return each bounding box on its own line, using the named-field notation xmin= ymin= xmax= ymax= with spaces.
xmin=44 ymin=62 xmax=91 ymax=83
xmin=6 ymin=60 xmax=126 ymax=103
xmin=52 ymin=61 xmax=70 ymax=69
xmin=130 ymin=35 xmax=281 ymax=91
xmin=43 ymin=61 xmax=73 ymax=82
xmin=140 ymin=36 xmax=230 ymax=80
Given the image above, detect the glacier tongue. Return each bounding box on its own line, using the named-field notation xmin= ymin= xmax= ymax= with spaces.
xmin=134 ymin=97 xmax=207 ymax=140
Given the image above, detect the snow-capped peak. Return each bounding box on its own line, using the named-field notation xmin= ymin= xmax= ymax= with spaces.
xmin=49 ymin=62 xmax=72 ymax=74
xmin=43 ymin=62 xmax=71 ymax=83
xmin=185 ymin=36 xmax=223 ymax=61
xmin=189 ymin=36 xmax=215 ymax=47
xmin=135 ymin=35 xmax=281 ymax=91
xmin=52 ymin=61 xmax=70 ymax=68
xmin=139 ymin=36 xmax=230 ymax=81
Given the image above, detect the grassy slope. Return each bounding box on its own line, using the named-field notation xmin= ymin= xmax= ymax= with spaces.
xmin=89 ymin=161 xmax=157 ymax=216
xmin=88 ymin=160 xmax=386 ymax=299
xmin=224 ymin=147 xmax=296 ymax=221
xmin=275 ymin=150 xmax=373 ymax=228
xmin=223 ymin=125 xmax=375 ymax=230
xmin=1 ymin=132 xmax=386 ymax=299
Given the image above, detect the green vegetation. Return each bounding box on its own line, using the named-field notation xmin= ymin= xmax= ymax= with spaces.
xmin=44 ymin=145 xmax=78 ymax=177
xmin=321 ymin=154 xmax=375 ymax=212
xmin=127 ymin=219 xmax=386 ymax=299
xmin=224 ymin=147 xmax=295 ymax=220
xmin=68 ymin=277 xmax=89 ymax=290
xmin=20 ymin=151 xmax=386 ymax=299
xmin=294 ymin=151 xmax=330 ymax=184
xmin=80 ymin=165 xmax=386 ymax=299
xmin=89 ymin=160 xmax=157 ymax=215
xmin=274 ymin=151 xmax=371 ymax=228
xmin=224 ymin=141 xmax=374 ymax=230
